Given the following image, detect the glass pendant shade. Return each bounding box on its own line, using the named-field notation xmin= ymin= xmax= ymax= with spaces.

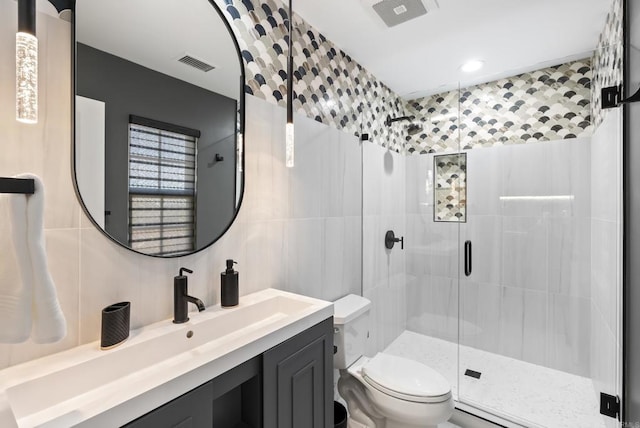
xmin=16 ymin=31 xmax=38 ymax=124
xmin=285 ymin=121 xmax=294 ymax=168
xmin=285 ymin=0 xmax=294 ymax=168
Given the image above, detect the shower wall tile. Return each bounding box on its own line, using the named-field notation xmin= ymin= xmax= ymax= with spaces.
xmin=547 ymin=293 xmax=591 ymax=376
xmin=405 ymin=60 xmax=593 ymax=155
xmin=420 ymin=221 xmax=459 ymax=279
xmin=363 ymin=142 xmax=407 ymax=355
xmin=322 ymin=216 xmax=362 ymax=302
xmin=499 ymin=287 xmax=548 ymax=368
xmin=591 ymin=109 xmax=622 ymax=224
xmin=405 ymin=154 xmax=433 ymax=216
xmin=428 ymin=276 xmax=458 ymax=343
xmin=363 ymin=215 xmax=406 ymax=289
xmin=406 ymin=275 xmax=458 ymax=343
xmin=501 ymin=216 xmax=548 ymax=292
xmin=328 ymin=133 xmax=362 ymax=218
xmin=465 ymin=148 xmax=502 ymax=217
xmin=363 ymin=144 xmax=406 ymax=216
xmin=364 ymin=275 xmax=407 ymax=356
xmin=546 ymin=137 xmax=592 ymax=218
xmin=459 ymin=280 xmax=501 ymax=353
xmin=547 ymin=217 xmax=591 ymax=299
xmin=500 ymin=143 xmax=552 ymax=218
xmin=590 ymin=218 xmax=618 ymax=334
xmin=405 ymin=213 xmax=431 ymax=277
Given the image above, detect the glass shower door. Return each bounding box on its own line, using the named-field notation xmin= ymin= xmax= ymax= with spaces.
xmin=400 ymin=88 xmax=462 ymax=402
xmin=456 ymin=52 xmax=622 ymax=427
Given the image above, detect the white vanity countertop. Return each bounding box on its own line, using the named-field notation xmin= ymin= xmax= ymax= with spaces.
xmin=0 ymin=289 xmax=333 ymax=428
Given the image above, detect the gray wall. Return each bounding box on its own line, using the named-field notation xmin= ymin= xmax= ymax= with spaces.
xmin=625 ymin=0 xmax=640 ymax=421
xmin=76 ymin=43 xmax=237 ymax=248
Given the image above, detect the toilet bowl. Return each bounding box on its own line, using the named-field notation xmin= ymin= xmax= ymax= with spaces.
xmin=334 ymin=294 xmax=454 ymax=428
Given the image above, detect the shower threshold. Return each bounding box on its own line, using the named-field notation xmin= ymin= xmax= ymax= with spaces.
xmin=384 ymin=331 xmax=606 ymax=428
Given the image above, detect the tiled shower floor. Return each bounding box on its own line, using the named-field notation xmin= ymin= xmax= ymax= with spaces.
xmin=384 ymin=331 xmax=606 ymax=428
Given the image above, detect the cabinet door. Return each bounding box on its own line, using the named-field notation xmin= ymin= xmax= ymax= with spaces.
xmin=123 ymin=382 xmax=213 ymax=428
xmin=263 ymin=318 xmax=333 ymax=428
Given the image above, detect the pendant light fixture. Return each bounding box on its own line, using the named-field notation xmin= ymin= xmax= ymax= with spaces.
xmin=285 ymin=0 xmax=295 ymax=168
xmin=16 ymin=0 xmax=38 ymax=124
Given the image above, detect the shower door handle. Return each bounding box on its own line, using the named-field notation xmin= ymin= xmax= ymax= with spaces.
xmin=464 ymin=240 xmax=472 ymax=277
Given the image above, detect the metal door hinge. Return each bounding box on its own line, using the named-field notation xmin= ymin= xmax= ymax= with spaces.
xmin=600 ymin=393 xmax=620 ymax=420
xmin=602 ymin=85 xmax=640 ymax=109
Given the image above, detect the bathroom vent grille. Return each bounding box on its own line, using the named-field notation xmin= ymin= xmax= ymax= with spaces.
xmin=370 ymin=0 xmax=439 ymax=27
xmin=178 ymin=55 xmax=215 ymax=72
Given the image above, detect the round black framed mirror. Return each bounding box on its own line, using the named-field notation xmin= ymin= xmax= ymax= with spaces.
xmin=73 ymin=0 xmax=245 ymax=257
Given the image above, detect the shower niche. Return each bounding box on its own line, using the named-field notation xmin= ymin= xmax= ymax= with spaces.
xmin=434 ymin=153 xmax=466 ymax=222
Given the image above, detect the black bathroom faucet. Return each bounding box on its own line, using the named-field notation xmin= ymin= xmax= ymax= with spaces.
xmin=173 ymin=267 xmax=205 ymax=324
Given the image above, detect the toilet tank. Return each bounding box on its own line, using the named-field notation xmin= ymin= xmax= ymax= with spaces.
xmin=333 ymin=294 xmax=371 ymax=369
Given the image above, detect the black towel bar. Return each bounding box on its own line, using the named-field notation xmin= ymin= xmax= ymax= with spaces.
xmin=0 ymin=177 xmax=35 ymax=194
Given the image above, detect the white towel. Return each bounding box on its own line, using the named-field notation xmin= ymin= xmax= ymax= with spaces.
xmin=0 ymin=192 xmax=32 ymax=343
xmin=0 ymin=174 xmax=66 ymax=344
xmin=23 ymin=174 xmax=67 ymax=343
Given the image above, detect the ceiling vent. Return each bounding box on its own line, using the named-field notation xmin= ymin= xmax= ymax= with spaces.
xmin=178 ymin=54 xmax=215 ymax=72
xmin=370 ymin=0 xmax=439 ymax=27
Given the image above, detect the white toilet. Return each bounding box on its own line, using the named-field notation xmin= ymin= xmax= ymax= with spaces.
xmin=334 ymin=294 xmax=454 ymax=428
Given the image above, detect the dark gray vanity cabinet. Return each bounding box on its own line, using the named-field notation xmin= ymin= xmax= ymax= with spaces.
xmin=122 ymin=318 xmax=332 ymax=428
xmin=123 ymin=357 xmax=261 ymax=428
xmin=123 ymin=381 xmax=213 ymax=428
xmin=263 ymin=318 xmax=334 ymax=428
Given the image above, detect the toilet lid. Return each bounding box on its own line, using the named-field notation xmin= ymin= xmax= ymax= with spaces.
xmin=362 ymin=353 xmax=451 ymax=403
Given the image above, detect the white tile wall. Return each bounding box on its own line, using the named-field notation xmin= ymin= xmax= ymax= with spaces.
xmin=0 ymin=4 xmax=362 ymax=368
xmin=362 ymin=143 xmax=407 ymax=356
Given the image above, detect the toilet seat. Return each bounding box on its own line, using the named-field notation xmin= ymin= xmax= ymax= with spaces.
xmin=361 ymin=353 xmax=451 ymax=404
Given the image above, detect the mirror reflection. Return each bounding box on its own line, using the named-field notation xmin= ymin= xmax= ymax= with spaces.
xmin=74 ymin=0 xmax=244 ymax=257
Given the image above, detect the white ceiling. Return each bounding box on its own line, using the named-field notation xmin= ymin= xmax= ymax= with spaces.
xmin=293 ymin=0 xmax=614 ymax=99
xmin=74 ymin=0 xmax=241 ymax=100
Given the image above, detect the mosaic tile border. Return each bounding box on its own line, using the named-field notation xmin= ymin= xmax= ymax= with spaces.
xmin=214 ymin=0 xmax=612 ymax=155
xmin=216 ymin=0 xmax=407 ymax=152
xmin=404 ymin=60 xmax=593 ymax=154
xmin=591 ymin=0 xmax=623 ymax=129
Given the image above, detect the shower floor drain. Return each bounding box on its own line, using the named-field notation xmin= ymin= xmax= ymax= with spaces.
xmin=464 ymin=369 xmax=482 ymax=379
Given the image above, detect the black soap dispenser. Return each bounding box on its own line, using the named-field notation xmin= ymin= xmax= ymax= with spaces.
xmin=221 ymin=259 xmax=239 ymax=307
